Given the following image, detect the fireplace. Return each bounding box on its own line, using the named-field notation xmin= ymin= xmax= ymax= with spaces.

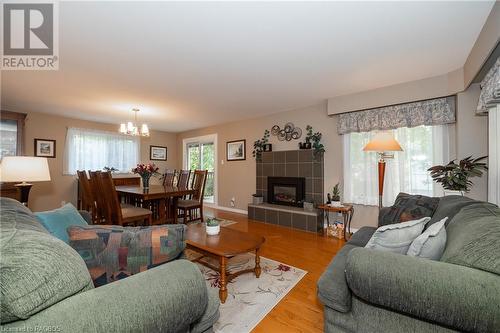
xmin=267 ymin=177 xmax=305 ymax=207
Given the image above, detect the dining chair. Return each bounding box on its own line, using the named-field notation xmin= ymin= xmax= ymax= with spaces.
xmin=177 ymin=170 xmax=191 ymax=189
xmin=99 ymin=171 xmax=153 ymax=226
xmin=88 ymin=171 xmax=108 ymax=224
xmin=162 ymin=169 xmax=176 ymax=187
xmin=77 ymin=170 xmax=96 ymax=223
xmin=177 ymin=170 xmax=208 ymax=223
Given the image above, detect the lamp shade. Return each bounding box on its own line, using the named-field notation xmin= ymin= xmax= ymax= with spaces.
xmin=363 ymin=132 xmax=403 ymax=152
xmin=0 ymin=156 xmax=51 ymax=182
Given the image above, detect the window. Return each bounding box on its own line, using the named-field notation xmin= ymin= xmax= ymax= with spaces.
xmin=343 ymin=125 xmax=450 ymax=206
xmin=64 ymin=128 xmax=139 ymax=175
xmin=0 ymin=111 xmax=26 ymax=158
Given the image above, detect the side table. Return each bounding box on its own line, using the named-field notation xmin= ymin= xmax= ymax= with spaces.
xmin=317 ymin=204 xmax=354 ymax=240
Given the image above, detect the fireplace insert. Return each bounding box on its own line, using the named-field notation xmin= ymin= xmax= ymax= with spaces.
xmin=267 ymin=177 xmax=305 ymax=207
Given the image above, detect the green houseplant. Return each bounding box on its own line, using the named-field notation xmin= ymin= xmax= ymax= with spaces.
xmin=331 ymin=183 xmax=341 ymax=202
xmin=252 ymin=129 xmax=270 ymax=160
xmin=428 ymin=155 xmax=488 ymax=195
xmin=206 ymin=217 xmax=221 ymax=235
xmin=305 ymin=125 xmax=325 ymax=157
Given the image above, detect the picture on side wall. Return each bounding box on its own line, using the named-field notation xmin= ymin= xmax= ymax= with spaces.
xmin=150 ymin=145 xmax=167 ymax=161
xmin=34 ymin=139 xmax=56 ymax=158
xmin=227 ymin=139 xmax=246 ymax=161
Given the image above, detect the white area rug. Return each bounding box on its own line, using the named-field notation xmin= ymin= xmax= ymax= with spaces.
xmin=186 ymin=250 xmax=307 ymax=333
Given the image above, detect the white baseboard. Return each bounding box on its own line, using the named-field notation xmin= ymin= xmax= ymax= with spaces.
xmin=203 ymin=203 xmax=248 ymax=215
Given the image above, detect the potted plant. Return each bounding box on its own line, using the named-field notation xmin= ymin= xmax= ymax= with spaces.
xmin=132 ymin=163 xmax=160 ymax=190
xmin=206 ymin=217 xmax=221 ymax=235
xmin=252 ymin=129 xmax=270 ymax=161
xmin=330 ymin=183 xmax=341 ymax=206
xmin=428 ymin=156 xmax=488 ymax=196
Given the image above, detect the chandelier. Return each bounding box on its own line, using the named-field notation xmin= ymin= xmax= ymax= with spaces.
xmin=119 ymin=108 xmax=150 ymax=137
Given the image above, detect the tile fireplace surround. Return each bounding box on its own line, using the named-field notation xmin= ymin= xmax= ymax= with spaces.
xmin=249 ymin=150 xmax=324 ymax=233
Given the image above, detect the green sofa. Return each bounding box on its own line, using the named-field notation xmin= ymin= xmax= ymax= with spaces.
xmin=318 ymin=195 xmax=500 ymax=333
xmin=0 ymin=198 xmax=219 ymax=333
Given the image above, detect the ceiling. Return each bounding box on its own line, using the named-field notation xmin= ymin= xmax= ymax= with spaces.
xmin=1 ymin=1 xmax=495 ymax=132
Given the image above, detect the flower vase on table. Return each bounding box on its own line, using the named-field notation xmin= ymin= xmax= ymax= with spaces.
xmin=132 ymin=163 xmax=160 ymax=192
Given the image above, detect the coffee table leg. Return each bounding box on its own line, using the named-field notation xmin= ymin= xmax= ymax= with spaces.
xmin=219 ymin=256 xmax=228 ymax=303
xmin=255 ymin=248 xmax=261 ymax=278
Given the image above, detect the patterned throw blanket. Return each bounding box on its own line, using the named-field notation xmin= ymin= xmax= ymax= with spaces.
xmin=67 ymin=224 xmax=186 ymax=286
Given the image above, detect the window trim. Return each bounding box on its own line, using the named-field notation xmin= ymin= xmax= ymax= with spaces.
xmin=1 ymin=110 xmax=26 ymax=156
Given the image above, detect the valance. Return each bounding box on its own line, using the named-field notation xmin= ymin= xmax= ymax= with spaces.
xmin=337 ymin=96 xmax=456 ymax=135
xmin=477 ymin=56 xmax=500 ymax=114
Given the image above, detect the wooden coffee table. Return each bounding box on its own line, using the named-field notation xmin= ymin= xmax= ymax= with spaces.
xmin=186 ymin=223 xmax=265 ymax=303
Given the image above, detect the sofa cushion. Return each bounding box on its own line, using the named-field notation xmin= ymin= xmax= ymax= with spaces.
xmin=0 ymin=198 xmax=48 ymax=234
xmin=67 ymin=224 xmax=187 ymax=286
xmin=34 ymin=203 xmax=88 ymax=243
xmin=441 ymin=203 xmax=500 ymax=275
xmin=378 ymin=193 xmax=439 ymax=227
xmin=347 ymin=226 xmax=376 ymax=247
xmin=317 ymin=244 xmax=359 ymax=312
xmin=427 ymin=195 xmax=476 ymax=228
xmin=1 ymin=201 xmax=93 ymax=324
xmin=407 ymin=217 xmax=447 ymax=260
xmin=190 ymin=287 xmax=220 ymax=333
xmin=365 ymin=217 xmax=430 ymax=254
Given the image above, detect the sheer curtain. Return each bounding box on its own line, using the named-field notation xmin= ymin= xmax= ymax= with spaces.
xmin=343 ymin=125 xmax=451 ymax=206
xmin=64 ymin=127 xmax=140 ymax=175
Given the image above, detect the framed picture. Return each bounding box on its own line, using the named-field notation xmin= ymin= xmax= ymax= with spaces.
xmin=226 ymin=139 xmax=246 ymax=161
xmin=150 ymin=145 xmax=167 ymax=161
xmin=34 ymin=139 xmax=56 ymax=158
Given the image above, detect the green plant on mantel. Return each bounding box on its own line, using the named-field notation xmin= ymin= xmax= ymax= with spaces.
xmin=305 ymin=125 xmax=325 ymax=156
xmin=252 ymin=129 xmax=270 ymax=160
xmin=428 ymin=155 xmax=488 ymax=192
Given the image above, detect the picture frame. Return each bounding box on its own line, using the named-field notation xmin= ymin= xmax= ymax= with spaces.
xmin=150 ymin=145 xmax=167 ymax=161
xmin=34 ymin=139 xmax=56 ymax=158
xmin=226 ymin=139 xmax=246 ymax=161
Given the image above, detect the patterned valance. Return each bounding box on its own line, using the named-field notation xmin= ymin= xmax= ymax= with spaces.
xmin=477 ymin=56 xmax=500 ymax=114
xmin=337 ymin=96 xmax=456 ymax=135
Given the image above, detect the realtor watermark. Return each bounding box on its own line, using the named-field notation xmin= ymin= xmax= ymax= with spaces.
xmin=1 ymin=1 xmax=59 ymax=70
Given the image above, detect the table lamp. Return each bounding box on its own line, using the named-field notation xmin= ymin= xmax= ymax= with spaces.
xmin=0 ymin=156 xmax=51 ymax=206
xmin=363 ymin=132 xmax=403 ymax=208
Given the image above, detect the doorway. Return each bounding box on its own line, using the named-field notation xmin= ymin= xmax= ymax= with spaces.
xmin=183 ymin=134 xmax=217 ymax=204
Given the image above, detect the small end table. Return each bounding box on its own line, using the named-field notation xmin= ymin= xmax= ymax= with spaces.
xmin=317 ymin=204 xmax=354 ymax=240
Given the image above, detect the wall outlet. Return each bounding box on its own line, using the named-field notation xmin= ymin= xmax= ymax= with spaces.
xmin=230 ymin=197 xmax=235 ymax=207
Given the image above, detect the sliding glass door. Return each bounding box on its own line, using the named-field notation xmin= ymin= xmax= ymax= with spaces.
xmin=184 ymin=135 xmax=217 ymax=204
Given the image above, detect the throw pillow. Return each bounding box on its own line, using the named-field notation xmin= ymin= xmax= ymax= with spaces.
xmin=407 ymin=217 xmax=448 ymax=260
xmin=35 ymin=203 xmax=88 ymax=243
xmin=365 ymin=217 xmax=430 ymax=254
xmin=378 ymin=193 xmax=439 ymax=227
xmin=67 ymin=224 xmax=187 ymax=286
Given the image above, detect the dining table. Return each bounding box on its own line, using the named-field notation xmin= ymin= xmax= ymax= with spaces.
xmin=115 ymin=185 xmax=196 ymax=224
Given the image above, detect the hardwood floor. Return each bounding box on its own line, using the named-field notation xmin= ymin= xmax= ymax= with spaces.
xmin=204 ymin=207 xmax=346 ymax=333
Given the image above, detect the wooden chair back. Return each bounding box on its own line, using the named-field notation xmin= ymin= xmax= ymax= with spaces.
xmin=162 ymin=169 xmax=176 ymax=187
xmin=191 ymin=170 xmax=208 ymax=202
xmin=177 ymin=170 xmax=191 ymax=189
xmin=77 ymin=170 xmax=95 ymax=221
xmin=99 ymin=171 xmax=124 ymax=225
xmin=89 ymin=171 xmax=109 ymax=224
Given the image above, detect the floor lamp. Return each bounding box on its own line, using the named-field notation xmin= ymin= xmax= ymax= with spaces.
xmin=0 ymin=156 xmax=51 ymax=206
xmin=363 ymin=132 xmax=403 ymax=208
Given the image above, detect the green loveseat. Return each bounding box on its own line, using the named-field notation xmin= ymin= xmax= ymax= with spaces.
xmin=0 ymin=198 xmax=219 ymax=332
xmin=318 ymin=195 xmax=500 ymax=333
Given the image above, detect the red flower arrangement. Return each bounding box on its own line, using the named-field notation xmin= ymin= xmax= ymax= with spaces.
xmin=132 ymin=163 xmax=160 ymax=189
xmin=132 ymin=163 xmax=160 ymax=177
